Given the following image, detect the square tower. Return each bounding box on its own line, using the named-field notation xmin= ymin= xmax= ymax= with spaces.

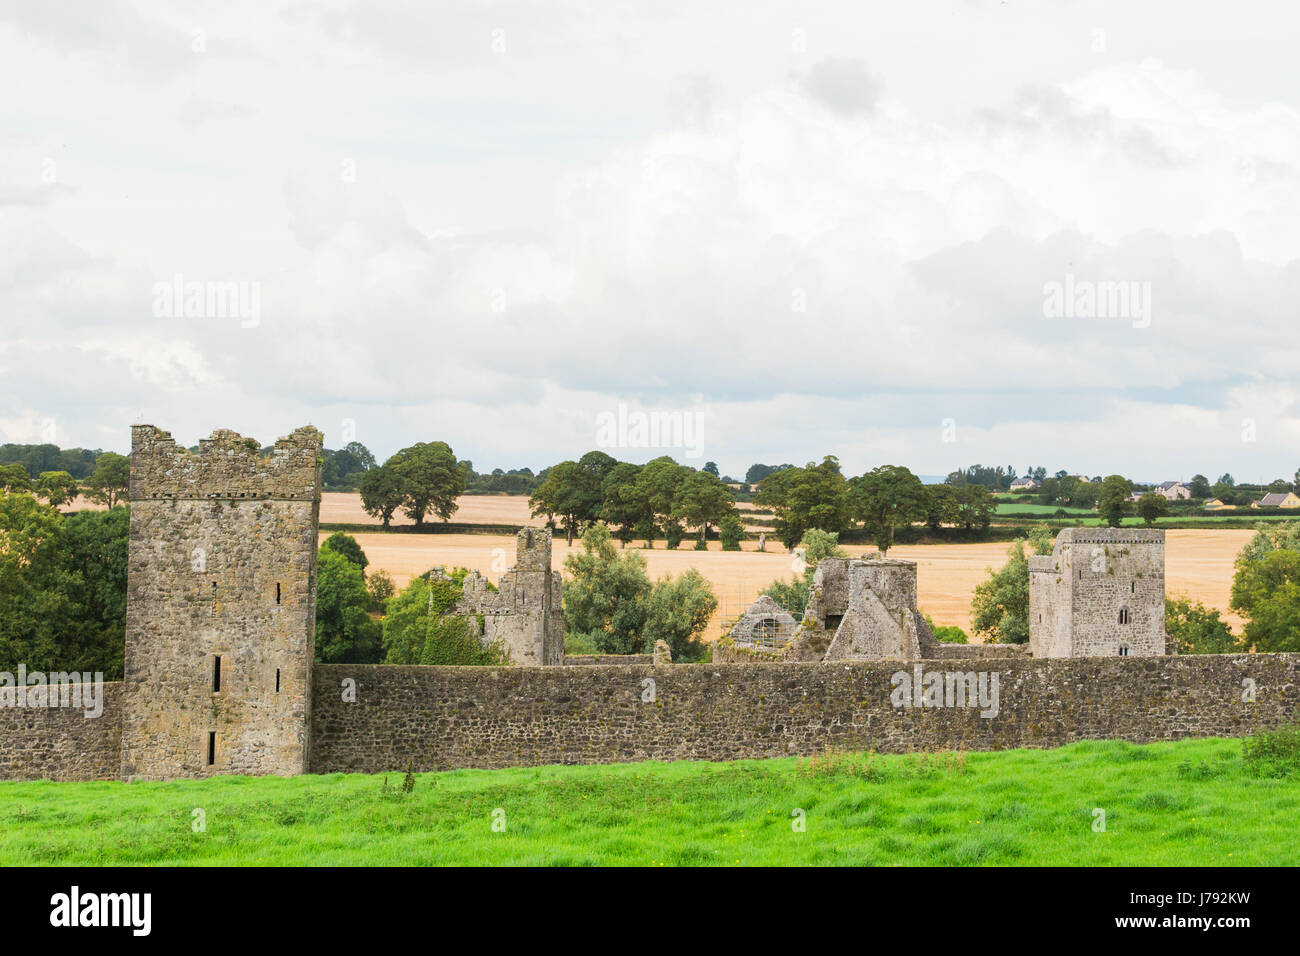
xmin=1029 ymin=527 xmax=1166 ymax=658
xmin=120 ymin=425 xmax=323 ymax=780
xmin=457 ymin=527 xmax=565 ymax=666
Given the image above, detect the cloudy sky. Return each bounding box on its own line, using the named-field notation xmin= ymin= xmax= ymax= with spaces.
xmin=2 ymin=1 xmax=1299 ymax=483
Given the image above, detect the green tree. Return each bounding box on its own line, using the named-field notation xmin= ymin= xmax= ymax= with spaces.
xmin=0 ymin=463 xmax=33 ymax=494
xmin=366 ymin=568 xmax=396 ymax=611
xmin=358 ymin=463 xmax=406 ymax=529
xmin=0 ymin=492 xmax=75 ymax=675
xmin=1231 ymin=548 xmax=1300 ymax=652
xmin=1188 ymin=474 xmax=1211 ymax=499
xmin=84 ymin=452 xmax=130 ymax=508
xmin=970 ymin=526 xmax=1055 ymax=644
xmin=1136 ymin=492 xmax=1168 ymax=526
xmin=849 ymin=465 xmax=927 ymax=553
xmin=952 ymin=484 xmax=995 ymax=530
xmin=1165 ymin=597 xmax=1240 ymax=654
xmin=642 ymin=569 xmax=717 ymax=662
xmin=1097 ymin=475 xmax=1133 ymax=527
xmin=389 ymin=441 xmax=466 ymax=527
xmin=381 ymin=573 xmax=505 ymax=665
xmin=35 ymin=471 xmax=79 ymax=508
xmin=924 ymin=484 xmax=958 ymax=530
xmin=321 ymin=532 xmax=368 ymax=570
xmin=719 ymin=512 xmax=744 ymax=551
xmin=755 ymin=456 xmax=850 ymax=549
xmin=598 ymin=462 xmax=643 ymax=546
xmin=675 ymin=469 xmax=736 ymax=547
xmin=314 ymin=548 xmax=383 ymax=663
xmin=562 ymin=522 xmax=651 ymax=653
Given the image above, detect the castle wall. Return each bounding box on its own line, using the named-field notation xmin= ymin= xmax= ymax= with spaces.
xmin=308 ymin=654 xmax=1300 ymax=773
xmin=0 ymin=683 xmax=122 ymax=781
xmin=458 ymin=528 xmax=564 ymax=666
xmin=120 ymin=425 xmax=322 ymax=780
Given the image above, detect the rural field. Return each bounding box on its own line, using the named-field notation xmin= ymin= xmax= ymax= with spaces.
xmin=320 ymin=494 xmax=1254 ymax=637
xmin=1 ymin=738 xmax=1295 ymax=866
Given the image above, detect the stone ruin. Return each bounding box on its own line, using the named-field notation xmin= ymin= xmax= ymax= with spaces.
xmin=456 ymin=527 xmax=565 ymax=667
xmin=718 ymin=554 xmax=941 ymax=663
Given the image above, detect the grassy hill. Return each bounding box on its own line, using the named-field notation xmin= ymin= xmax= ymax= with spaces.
xmin=1 ymin=737 xmax=1297 ymax=866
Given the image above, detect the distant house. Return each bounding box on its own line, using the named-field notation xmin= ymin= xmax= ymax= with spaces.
xmin=1253 ymin=491 xmax=1300 ymax=509
xmin=1154 ymin=481 xmax=1192 ymax=501
xmin=1010 ymin=477 xmax=1039 ymax=491
xmin=1203 ymin=498 xmax=1236 ymax=511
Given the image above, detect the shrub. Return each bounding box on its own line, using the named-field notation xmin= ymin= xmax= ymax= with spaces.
xmin=1243 ymin=724 xmax=1300 ymax=778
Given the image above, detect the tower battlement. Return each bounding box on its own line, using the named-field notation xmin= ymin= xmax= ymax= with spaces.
xmin=130 ymin=424 xmax=323 ymax=501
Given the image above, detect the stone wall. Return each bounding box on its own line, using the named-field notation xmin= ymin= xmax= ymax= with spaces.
xmin=456 ymin=528 xmax=564 ymax=666
xmin=0 ymin=683 xmax=122 ymax=781
xmin=308 ymin=654 xmax=1300 ymax=774
xmin=120 ymin=425 xmax=322 ymax=780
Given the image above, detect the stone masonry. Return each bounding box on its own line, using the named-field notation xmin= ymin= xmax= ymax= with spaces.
xmin=457 ymin=527 xmax=564 ymax=666
xmin=119 ymin=424 xmax=323 ymax=780
xmin=1029 ymin=528 xmax=1166 ymax=658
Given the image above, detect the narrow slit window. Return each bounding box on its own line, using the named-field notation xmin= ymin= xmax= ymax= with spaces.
xmin=207 ymin=732 xmax=216 ymax=766
xmin=275 ymin=668 xmax=281 ymax=693
xmin=212 ymin=655 xmax=222 ymax=693
xmin=276 ymin=582 xmax=281 ymax=605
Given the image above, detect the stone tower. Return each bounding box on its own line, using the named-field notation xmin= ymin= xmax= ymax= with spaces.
xmin=120 ymin=424 xmax=323 ymax=780
xmin=457 ymin=527 xmax=565 ymax=666
xmin=1028 ymin=527 xmax=1166 ymax=658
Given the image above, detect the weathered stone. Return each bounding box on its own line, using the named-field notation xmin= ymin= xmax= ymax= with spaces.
xmin=119 ymin=424 xmax=322 ymax=780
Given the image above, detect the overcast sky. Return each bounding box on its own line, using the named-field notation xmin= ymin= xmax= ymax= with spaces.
xmin=2 ymin=1 xmax=1299 ymax=482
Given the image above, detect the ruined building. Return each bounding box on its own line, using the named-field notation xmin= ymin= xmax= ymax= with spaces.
xmin=1028 ymin=527 xmax=1168 ymax=657
xmin=719 ymin=554 xmax=948 ymax=662
xmin=120 ymin=424 xmax=324 ymax=780
xmin=456 ymin=527 xmax=565 ymax=667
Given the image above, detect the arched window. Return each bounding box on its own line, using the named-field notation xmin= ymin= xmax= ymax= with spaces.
xmin=1118 ymin=608 xmax=1130 ymax=625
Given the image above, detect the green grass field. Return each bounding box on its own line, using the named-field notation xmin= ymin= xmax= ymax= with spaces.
xmin=1 ymin=737 xmax=1296 ymax=866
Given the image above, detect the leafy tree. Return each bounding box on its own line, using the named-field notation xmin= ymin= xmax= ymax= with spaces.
xmin=635 ymin=456 xmax=692 ymax=548
xmin=314 ymin=548 xmax=383 ymax=663
xmin=674 ymin=469 xmax=736 ymax=546
xmin=1232 ymin=548 xmax=1300 ymax=652
xmin=598 ymin=462 xmax=643 ymax=546
xmin=0 ymin=463 xmax=33 ymax=493
xmin=320 ymin=442 xmax=376 ymax=490
xmin=703 ymin=461 xmax=719 ymax=476
xmin=35 ymin=471 xmax=79 ymax=508
xmin=1097 ymin=475 xmax=1133 ymax=527
xmin=562 ymin=522 xmax=651 ymax=653
xmin=952 ymin=483 xmax=995 ymax=530
xmin=321 ymin=532 xmax=368 ymax=570
xmin=0 ymin=493 xmax=75 ymax=675
xmin=1136 ymin=492 xmax=1168 ymax=526
xmin=755 ymin=456 xmax=850 ymax=549
xmin=719 ymin=512 xmax=744 ymax=551
xmin=642 ymin=569 xmax=717 ymax=662
xmin=970 ymin=525 xmax=1055 ymax=644
xmin=381 ymin=573 xmax=505 ymax=665
xmin=366 ymin=568 xmax=396 ymax=611
xmin=84 ymin=452 xmax=130 ymax=508
xmin=1165 ymin=598 xmax=1240 ymax=654
xmin=924 ymin=484 xmax=958 ymax=530
xmin=530 ymin=451 xmax=616 ymax=544
xmin=1189 ymin=474 xmax=1211 ymax=499
xmin=1218 ymin=473 xmax=1235 ymax=487
xmin=745 ymin=463 xmax=791 ymax=485
xmin=389 ymin=442 xmax=466 ymax=527
xmin=358 ymin=463 xmax=406 ymax=529
xmin=849 ymin=465 xmax=926 ymax=553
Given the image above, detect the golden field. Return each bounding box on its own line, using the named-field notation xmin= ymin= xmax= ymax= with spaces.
xmin=320 ymin=494 xmax=1253 ymax=640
